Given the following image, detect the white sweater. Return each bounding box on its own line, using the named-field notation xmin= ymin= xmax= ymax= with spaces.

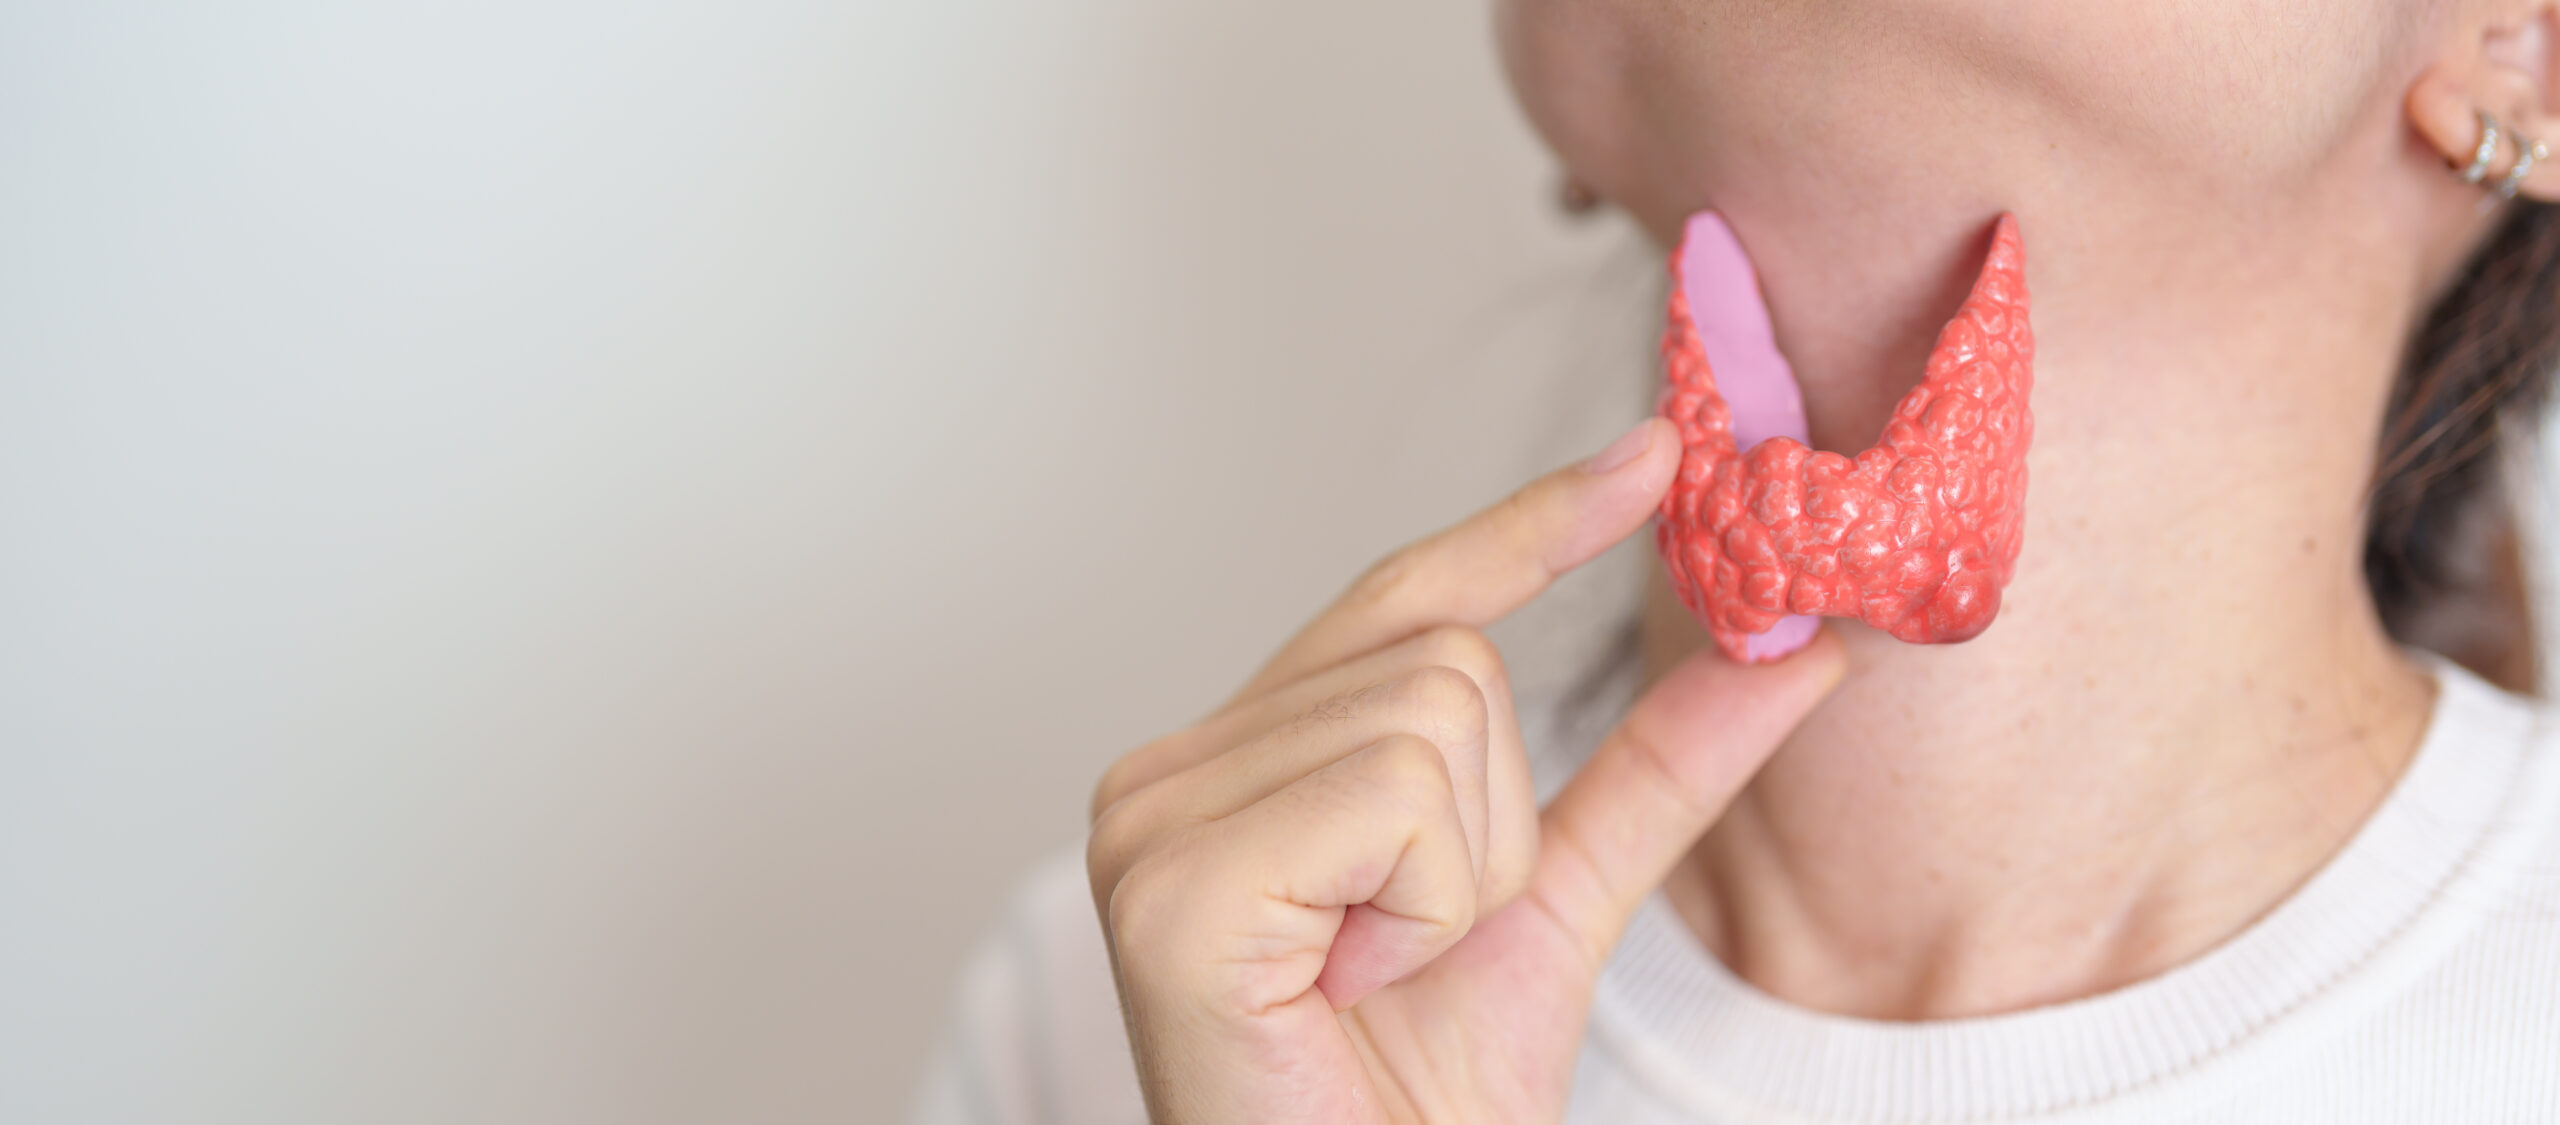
xmin=906 ymin=640 xmax=2560 ymax=1123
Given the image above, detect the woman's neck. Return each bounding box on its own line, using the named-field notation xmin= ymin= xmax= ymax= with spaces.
xmin=1647 ymin=560 xmax=2435 ymax=1020
xmin=1637 ymin=179 xmax=2444 ymax=1023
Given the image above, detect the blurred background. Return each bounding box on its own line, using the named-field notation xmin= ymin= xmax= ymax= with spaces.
xmin=0 ymin=2 xmax=1669 ymax=1121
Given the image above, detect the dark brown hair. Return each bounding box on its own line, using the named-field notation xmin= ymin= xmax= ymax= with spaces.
xmin=2366 ymin=201 xmax=2560 ymax=695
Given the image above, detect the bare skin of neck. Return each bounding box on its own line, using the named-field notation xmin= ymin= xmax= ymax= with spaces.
xmin=1643 ymin=554 xmax=2434 ymax=1020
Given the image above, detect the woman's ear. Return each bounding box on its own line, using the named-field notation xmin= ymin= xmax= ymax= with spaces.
xmin=2407 ymin=5 xmax=2560 ymax=204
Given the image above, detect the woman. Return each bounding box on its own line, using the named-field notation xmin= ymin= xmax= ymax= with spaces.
xmin=913 ymin=0 xmax=2560 ymax=1120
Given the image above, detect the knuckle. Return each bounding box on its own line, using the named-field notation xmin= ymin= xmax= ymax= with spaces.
xmin=1416 ymin=858 xmax=1483 ymax=939
xmin=1479 ymin=857 xmax=1532 ymax=915
xmin=1085 ymin=791 xmax=1162 ymax=898
xmin=1446 ymin=882 xmax=1484 ymax=934
xmin=1346 ymin=543 xmax=1432 ymax=610
xmin=1363 ymin=732 xmax=1456 ymax=808
xmin=1413 ymin=624 xmax=1499 ymax=674
xmin=1478 ymin=484 xmax=1558 ymax=564
xmin=1398 ymin=664 xmax=1490 ymax=741
xmin=1103 ymin=851 xmax=1181 ymax=951
xmin=1621 ymin=721 xmax=1717 ymax=822
xmin=1088 ymin=728 xmax=1196 ymax=822
xmin=1487 ymin=484 xmax=1539 ymax=535
xmin=1088 ymin=756 xmax=1142 ymax=823
xmin=1404 ymin=903 xmax=1474 ymax=954
xmin=1087 ymin=796 xmax=1139 ymax=861
xmin=1412 ymin=625 xmax=1512 ymax=698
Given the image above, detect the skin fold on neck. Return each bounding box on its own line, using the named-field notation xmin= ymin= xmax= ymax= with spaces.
xmin=1615 ymin=24 xmax=2449 ymax=1023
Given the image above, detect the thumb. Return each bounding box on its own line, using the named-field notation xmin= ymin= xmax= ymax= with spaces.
xmin=1524 ymin=628 xmax=1847 ymax=968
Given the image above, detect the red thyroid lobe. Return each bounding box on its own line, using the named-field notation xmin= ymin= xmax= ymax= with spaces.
xmin=1655 ymin=214 xmax=2034 ymax=663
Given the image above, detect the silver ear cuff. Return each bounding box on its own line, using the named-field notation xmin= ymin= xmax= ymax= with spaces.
xmin=2500 ymin=137 xmax=2546 ymax=200
xmin=2462 ymin=111 xmax=2503 ymax=184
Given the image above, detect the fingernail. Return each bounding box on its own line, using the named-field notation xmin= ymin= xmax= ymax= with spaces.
xmin=1580 ymin=419 xmax=1655 ymax=474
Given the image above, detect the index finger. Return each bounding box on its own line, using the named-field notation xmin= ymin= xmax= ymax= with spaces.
xmin=1228 ymin=417 xmax=1682 ymax=706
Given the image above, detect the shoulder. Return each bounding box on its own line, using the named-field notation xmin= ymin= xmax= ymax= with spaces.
xmin=2385 ymin=663 xmax=2560 ymax=1045
xmin=2408 ymin=658 xmax=2560 ymax=930
xmin=2453 ymin=662 xmax=2560 ymax=894
xmin=905 ymin=848 xmax=1145 ymax=1125
xmin=2473 ymin=672 xmax=2560 ymax=938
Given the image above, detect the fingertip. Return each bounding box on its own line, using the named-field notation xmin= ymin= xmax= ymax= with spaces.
xmin=1315 ymin=976 xmax=1373 ymax=1013
xmin=1790 ymin=625 xmax=1851 ymax=696
xmin=1632 ymin=417 xmax=1682 ymax=488
xmin=1742 ymin=626 xmax=1849 ymax=714
xmin=1648 ymin=624 xmax=1847 ymax=738
xmin=1546 ymin=418 xmax=1682 ymax=574
xmin=1579 ymin=416 xmax=1656 ymax=474
xmin=1608 ymin=420 xmax=1682 ymax=531
xmin=1576 ymin=417 xmax=1679 ymax=485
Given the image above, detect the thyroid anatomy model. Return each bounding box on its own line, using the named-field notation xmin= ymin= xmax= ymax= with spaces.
xmin=1655 ymin=213 xmax=2034 ymax=664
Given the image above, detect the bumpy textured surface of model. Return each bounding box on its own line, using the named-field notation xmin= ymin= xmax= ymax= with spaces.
xmin=1656 ymin=213 xmax=2034 ymax=663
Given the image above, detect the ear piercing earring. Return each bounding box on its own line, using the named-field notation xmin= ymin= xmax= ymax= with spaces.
xmin=2500 ymin=136 xmax=2546 ymax=201
xmin=2461 ymin=110 xmax=2502 ymax=184
xmin=2457 ymin=109 xmax=2544 ymax=202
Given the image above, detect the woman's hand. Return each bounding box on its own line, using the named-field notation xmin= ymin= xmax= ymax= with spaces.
xmin=1084 ymin=418 xmax=1848 ymax=1123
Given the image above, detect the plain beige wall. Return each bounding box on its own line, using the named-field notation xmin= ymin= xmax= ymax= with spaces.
xmin=0 ymin=2 xmax=1659 ymax=1121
